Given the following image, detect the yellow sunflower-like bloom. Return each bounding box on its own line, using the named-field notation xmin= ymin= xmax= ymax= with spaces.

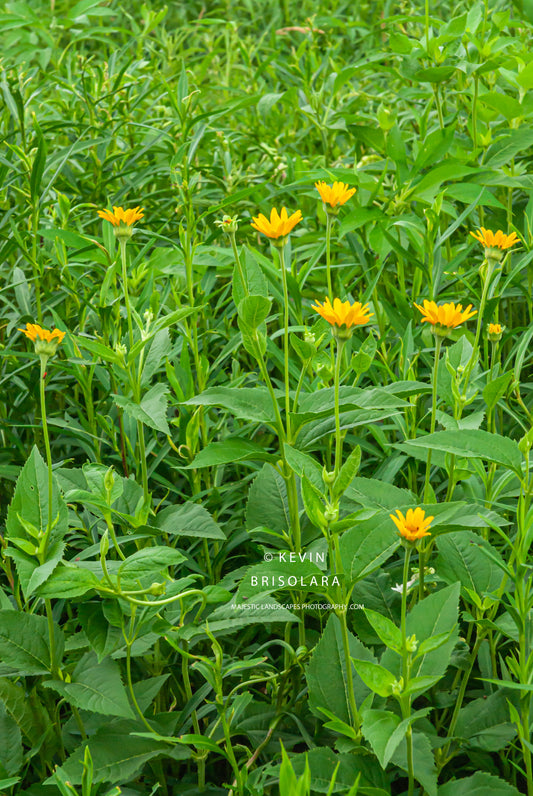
xmin=98 ymin=206 xmax=144 ymax=227
xmin=98 ymin=206 xmax=144 ymax=241
xmin=414 ymin=300 xmax=476 ymax=334
xmin=390 ymin=508 xmax=433 ymax=543
xmin=470 ymin=227 xmax=519 ymax=263
xmin=251 ymin=207 xmax=302 ymax=241
xmin=489 ymin=323 xmax=502 ymax=335
xmin=18 ymin=323 xmax=66 ymax=356
xmin=315 ymin=181 xmax=356 ymax=210
xmin=313 ymin=296 xmax=373 ymax=327
xmin=469 ymin=227 xmax=518 ymax=251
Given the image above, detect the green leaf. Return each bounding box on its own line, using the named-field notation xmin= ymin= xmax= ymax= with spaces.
xmin=413 ymin=65 xmax=455 ymax=82
xmin=0 ymin=610 xmax=60 ymax=675
xmin=113 ymin=383 xmax=170 ymax=435
xmin=118 ymin=547 xmax=186 ymax=583
xmin=30 ymin=129 xmax=47 ymax=200
xmin=333 ymin=446 xmax=361 ymax=500
xmin=351 ymin=659 xmax=396 ymax=697
xmin=401 ymin=430 xmax=522 ymax=474
xmin=232 ymin=245 xmax=269 ymax=305
xmin=44 ymin=652 xmax=134 ymax=718
xmin=361 ymin=709 xmax=401 ymax=767
xmin=185 ymin=439 xmax=278 ymax=468
xmin=301 ymin=475 xmax=326 ymax=530
xmin=454 ymin=691 xmax=516 ymax=751
xmin=155 ymin=502 xmax=226 ymax=539
xmin=34 ymin=563 xmax=101 ymax=598
xmin=6 ymin=445 xmax=68 ymax=552
xmin=306 ymin=614 xmax=377 ymax=724
xmin=407 ymin=583 xmax=460 ymax=678
xmin=391 ymin=731 xmax=437 ymax=796
xmin=0 ymin=701 xmax=23 ymax=776
xmin=182 ymin=386 xmax=277 ymax=424
xmin=237 ymin=294 xmax=271 ymax=328
xmin=436 ymin=532 xmax=505 ymax=595
xmin=364 ymin=609 xmax=402 ymax=653
xmin=54 ymin=719 xmax=187 ymax=785
xmin=339 ymin=513 xmax=400 ymax=584
xmin=438 ymin=772 xmax=521 ymax=796
xmin=245 ymin=464 xmax=289 ymax=532
xmin=483 ymin=371 xmax=513 ymax=412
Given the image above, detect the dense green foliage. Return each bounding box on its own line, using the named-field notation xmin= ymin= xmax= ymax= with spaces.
xmin=2 ymin=0 xmax=533 ymax=794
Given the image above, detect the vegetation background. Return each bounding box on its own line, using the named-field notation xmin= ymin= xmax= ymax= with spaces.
xmin=1 ymin=0 xmax=533 ymax=794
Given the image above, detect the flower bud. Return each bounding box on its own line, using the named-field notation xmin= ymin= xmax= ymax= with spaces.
xmin=487 ymin=322 xmax=503 ymax=342
xmin=215 ymin=214 xmax=239 ymax=233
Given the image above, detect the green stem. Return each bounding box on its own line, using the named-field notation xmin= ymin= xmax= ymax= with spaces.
xmin=325 ymin=212 xmax=334 ymax=298
xmin=126 ymin=636 xmax=156 ymax=733
xmin=39 ymin=355 xmax=59 ymax=677
xmin=462 ymin=257 xmax=495 ymax=391
xmin=439 ymin=632 xmax=484 ymax=768
xmin=276 ymin=242 xmax=291 ymax=436
xmin=119 ymin=239 xmax=134 ymax=351
xmin=423 ymin=335 xmax=442 ymax=504
xmin=39 ymin=355 xmax=53 ymax=533
xmin=230 ymin=231 xmax=248 ymax=297
xmin=32 ymin=202 xmax=43 ymax=323
xmin=338 ymin=604 xmax=360 ymax=734
xmin=333 ymin=337 xmax=346 ymax=479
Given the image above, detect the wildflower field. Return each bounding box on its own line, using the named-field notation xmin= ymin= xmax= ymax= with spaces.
xmin=3 ymin=0 xmax=533 ymax=794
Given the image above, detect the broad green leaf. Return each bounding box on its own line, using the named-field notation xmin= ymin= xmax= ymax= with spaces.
xmin=237 ymin=294 xmax=271 ymax=328
xmin=483 ymin=371 xmax=513 ymax=412
xmin=44 ymin=652 xmax=134 ymax=718
xmin=155 ymin=502 xmax=226 ymax=539
xmin=34 ymin=563 xmax=101 ymax=598
xmin=351 ymin=659 xmax=396 ymax=697
xmin=0 ymin=610 xmax=62 ymax=675
xmin=273 ymin=746 xmax=388 ymax=793
xmin=364 ymin=609 xmax=402 ymax=653
xmin=407 ymin=583 xmax=460 ymax=678
xmin=454 ymin=691 xmax=516 ymax=751
xmin=185 ymin=439 xmax=278 ymax=468
xmin=438 ymin=772 xmax=521 ymax=796
xmin=0 ymin=702 xmax=22 ymax=776
xmin=436 ymin=532 xmax=505 ymax=595
xmin=333 ymin=446 xmax=361 ymax=500
xmin=245 ymin=464 xmax=289 ymax=532
xmin=113 ymin=383 xmax=170 ymax=435
xmin=182 ymin=386 xmax=277 ymax=424
xmin=6 ymin=445 xmax=68 ymax=555
xmin=391 ymin=731 xmax=437 ymax=796
xmin=232 ymin=245 xmax=269 ymax=305
xmin=403 ymin=430 xmax=522 ymax=474
xmin=118 ymin=547 xmax=186 ymax=582
xmin=306 ymin=614 xmax=377 ymax=724
xmin=54 ymin=719 xmax=189 ymax=784
xmin=361 ymin=709 xmax=401 ymax=767
xmin=339 ymin=514 xmax=400 ymax=584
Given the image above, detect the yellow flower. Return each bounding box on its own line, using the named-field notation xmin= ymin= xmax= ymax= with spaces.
xmin=414 ymin=300 xmax=476 ymax=331
xmin=312 ymin=297 xmax=373 ymax=330
xmin=315 ymin=181 xmax=356 ymax=209
xmin=390 ymin=508 xmax=433 ymax=543
xmin=251 ymin=207 xmax=302 ymax=240
xmin=18 ymin=323 xmax=66 ymax=356
xmin=97 ymin=206 xmax=144 ymax=227
xmin=488 ymin=323 xmax=502 ymax=335
xmin=469 ymin=227 xmax=518 ymax=251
